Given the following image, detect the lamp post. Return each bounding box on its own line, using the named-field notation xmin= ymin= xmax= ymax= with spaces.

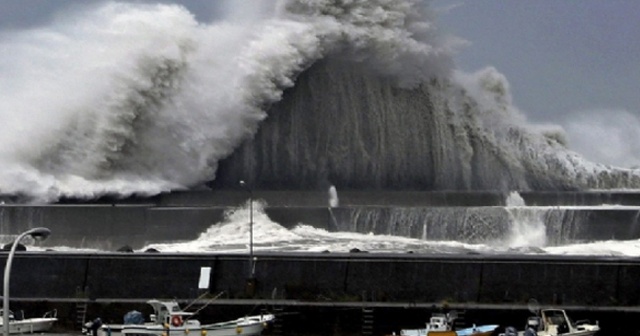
xmin=3 ymin=227 xmax=51 ymax=336
xmin=238 ymin=180 xmax=253 ymax=277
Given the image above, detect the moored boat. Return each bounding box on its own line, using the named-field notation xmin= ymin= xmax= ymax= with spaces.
xmin=518 ymin=309 xmax=599 ymax=336
xmin=400 ymin=312 xmax=498 ymax=336
xmin=89 ymin=300 xmax=274 ymax=336
xmin=0 ymin=309 xmax=58 ymax=334
xmin=400 ymin=313 xmax=456 ymax=336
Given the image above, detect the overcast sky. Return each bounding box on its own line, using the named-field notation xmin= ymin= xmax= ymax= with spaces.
xmin=2 ymin=0 xmax=639 ymax=166
xmin=432 ymin=0 xmax=640 ymax=123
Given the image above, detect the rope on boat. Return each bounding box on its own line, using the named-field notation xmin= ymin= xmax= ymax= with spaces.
xmin=183 ymin=291 xmax=226 ymax=322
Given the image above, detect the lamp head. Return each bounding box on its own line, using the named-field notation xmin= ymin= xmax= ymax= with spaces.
xmin=27 ymin=227 xmax=51 ymax=241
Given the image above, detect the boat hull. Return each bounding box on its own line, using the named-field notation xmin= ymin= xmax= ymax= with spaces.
xmin=0 ymin=317 xmax=58 ymax=334
xmin=456 ymin=324 xmax=498 ymax=336
xmin=118 ymin=323 xmax=266 ymax=336
xmin=517 ymin=329 xmax=598 ymax=336
xmin=101 ymin=314 xmax=274 ymax=336
xmin=402 ymin=324 xmax=497 ymax=336
xmin=401 ymin=331 xmax=456 ymax=336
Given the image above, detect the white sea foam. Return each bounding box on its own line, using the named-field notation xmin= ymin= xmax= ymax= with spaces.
xmin=27 ymin=198 xmax=640 ymax=256
xmin=1 ymin=0 xmax=639 ymax=202
xmin=133 ymin=200 xmax=640 ymax=257
xmin=0 ymin=0 xmax=461 ymax=202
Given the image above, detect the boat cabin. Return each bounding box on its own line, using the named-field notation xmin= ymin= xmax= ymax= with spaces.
xmin=541 ymin=309 xmax=572 ymax=334
xmin=525 ymin=309 xmax=571 ymax=334
xmin=427 ymin=314 xmax=451 ymax=332
xmin=521 ymin=308 xmax=600 ymax=336
xmin=146 ymin=300 xmax=195 ymax=327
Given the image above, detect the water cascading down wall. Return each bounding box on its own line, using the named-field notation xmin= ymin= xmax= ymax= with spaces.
xmin=211 ymin=57 xmax=640 ymax=191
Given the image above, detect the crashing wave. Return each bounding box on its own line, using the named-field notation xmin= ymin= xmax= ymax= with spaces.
xmin=0 ymin=0 xmax=638 ymax=202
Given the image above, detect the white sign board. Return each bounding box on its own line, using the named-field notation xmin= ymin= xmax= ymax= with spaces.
xmin=198 ymin=267 xmax=211 ymax=289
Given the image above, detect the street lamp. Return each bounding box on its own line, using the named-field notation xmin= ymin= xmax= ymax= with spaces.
xmin=3 ymin=227 xmax=51 ymax=336
xmin=238 ymin=180 xmax=254 ymax=277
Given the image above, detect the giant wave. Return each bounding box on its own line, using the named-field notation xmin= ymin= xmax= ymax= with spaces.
xmin=0 ymin=0 xmax=639 ymax=203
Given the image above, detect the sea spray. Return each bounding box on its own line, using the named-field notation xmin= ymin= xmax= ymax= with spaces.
xmin=328 ymin=185 xmax=339 ymax=208
xmin=328 ymin=185 xmax=339 ymax=230
xmin=504 ymin=191 xmax=547 ymax=248
xmin=1 ymin=0 xmax=640 ymax=203
xmin=0 ymin=0 xmax=457 ymax=201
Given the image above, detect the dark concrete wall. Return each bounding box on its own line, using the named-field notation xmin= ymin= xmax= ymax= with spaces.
xmin=52 ymin=190 xmax=640 ymax=207
xmin=56 ymin=190 xmax=509 ymax=207
xmin=7 ymin=190 xmax=640 ymax=207
xmin=520 ymin=191 xmax=640 ymax=206
xmin=4 ymin=252 xmax=640 ymax=309
xmin=0 ymin=205 xmax=225 ymax=250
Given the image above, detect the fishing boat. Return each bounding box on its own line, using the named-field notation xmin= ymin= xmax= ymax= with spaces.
xmin=498 ymin=300 xmax=600 ymax=336
xmin=517 ymin=309 xmax=599 ymax=336
xmin=400 ymin=313 xmax=456 ymax=336
xmin=89 ymin=300 xmax=274 ymax=336
xmin=0 ymin=309 xmax=58 ymax=334
xmin=400 ymin=312 xmax=498 ymax=336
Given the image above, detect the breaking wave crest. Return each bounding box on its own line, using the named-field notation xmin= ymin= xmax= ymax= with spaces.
xmin=0 ymin=0 xmax=638 ymax=202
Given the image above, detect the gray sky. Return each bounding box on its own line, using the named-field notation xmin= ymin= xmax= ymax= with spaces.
xmin=432 ymin=0 xmax=640 ymax=123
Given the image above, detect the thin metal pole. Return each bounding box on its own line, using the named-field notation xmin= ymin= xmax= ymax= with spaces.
xmin=3 ymin=227 xmax=50 ymax=336
xmin=239 ymin=180 xmax=254 ymax=278
xmin=3 ymin=231 xmax=29 ymax=336
xmin=249 ymin=188 xmax=254 ymax=277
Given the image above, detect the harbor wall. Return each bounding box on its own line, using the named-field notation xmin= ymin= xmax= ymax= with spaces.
xmin=4 ymin=252 xmax=640 ymax=336
xmin=5 ymin=252 xmax=640 ymax=308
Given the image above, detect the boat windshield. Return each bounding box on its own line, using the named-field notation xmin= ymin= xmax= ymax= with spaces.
xmin=544 ymin=310 xmax=569 ymax=326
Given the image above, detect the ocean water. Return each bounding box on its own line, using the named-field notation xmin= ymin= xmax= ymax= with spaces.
xmin=2 ymin=1 xmax=640 ymax=257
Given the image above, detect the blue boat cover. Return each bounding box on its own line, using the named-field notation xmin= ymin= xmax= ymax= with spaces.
xmin=123 ymin=310 xmax=145 ymax=325
xmin=456 ymin=324 xmax=498 ymax=336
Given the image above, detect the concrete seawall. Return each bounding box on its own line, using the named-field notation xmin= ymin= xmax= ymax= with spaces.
xmin=5 ymin=252 xmax=640 ymax=308
xmin=4 ymin=252 xmax=640 ymax=336
xmin=1 ymin=197 xmax=640 ymax=249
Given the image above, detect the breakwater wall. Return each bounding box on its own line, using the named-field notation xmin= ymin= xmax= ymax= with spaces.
xmin=3 ymin=252 xmax=640 ymax=335
xmin=5 ymin=252 xmax=640 ymax=307
xmin=1 ymin=205 xmax=639 ymax=249
xmin=1 ymin=191 xmax=640 ymax=250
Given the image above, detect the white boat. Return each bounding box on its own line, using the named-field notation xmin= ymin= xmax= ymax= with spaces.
xmin=92 ymin=300 xmax=274 ymax=336
xmin=0 ymin=309 xmax=58 ymax=334
xmin=517 ymin=309 xmax=599 ymax=336
xmin=400 ymin=313 xmax=455 ymax=336
xmin=400 ymin=312 xmax=498 ymax=336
